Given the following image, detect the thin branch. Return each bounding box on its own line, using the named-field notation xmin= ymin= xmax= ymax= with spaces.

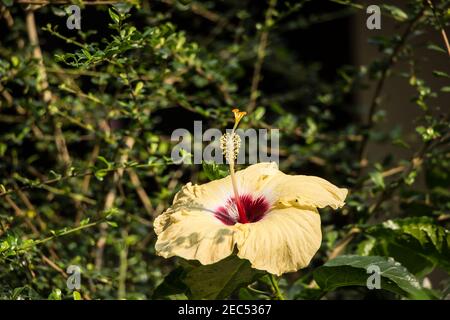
xmin=26 ymin=8 xmax=71 ymax=166
xmin=247 ymin=0 xmax=277 ymax=113
xmin=358 ymin=8 xmax=426 ymax=170
xmin=127 ymin=169 xmax=154 ymax=217
xmin=161 ymin=0 xmax=222 ymax=23
xmin=118 ymin=229 xmax=129 ymax=300
xmin=328 ymin=227 xmax=361 ymax=260
xmin=20 ymin=219 xmax=104 ymax=250
xmin=41 ymin=255 xmax=68 ymax=277
xmin=0 ymin=161 xmax=161 ymax=198
xmin=425 ymin=0 xmax=450 ymax=56
xmin=17 ymin=0 xmax=124 ymax=5
xmin=95 ymin=136 xmax=134 ymax=271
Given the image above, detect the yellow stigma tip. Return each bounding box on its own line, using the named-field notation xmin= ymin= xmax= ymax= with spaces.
xmin=232 ymin=108 xmax=247 ymax=126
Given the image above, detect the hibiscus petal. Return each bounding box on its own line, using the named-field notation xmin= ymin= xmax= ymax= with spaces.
xmin=234 ymin=162 xmax=280 ymax=194
xmin=269 ymin=172 xmax=348 ymax=210
xmin=161 ymin=162 xmax=280 ymax=216
xmin=235 ymin=208 xmax=321 ymax=275
xmin=155 ymin=209 xmax=236 ymax=265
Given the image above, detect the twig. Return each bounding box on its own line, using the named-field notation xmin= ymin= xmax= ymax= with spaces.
xmin=16 ymin=187 xmax=46 ymax=231
xmin=4 ymin=195 xmax=40 ymax=234
xmin=0 ymin=5 xmax=14 ymax=28
xmin=247 ymin=0 xmax=277 ymax=113
xmin=17 ymin=0 xmax=124 ymax=4
xmin=358 ymin=7 xmax=426 ymax=170
xmin=328 ymin=227 xmax=361 ymax=259
xmin=0 ymin=171 xmax=92 ymax=198
xmin=127 ymin=169 xmax=154 ymax=217
xmin=366 ymin=141 xmax=431 ymax=224
xmin=425 ymin=0 xmax=450 ymax=56
xmin=19 ymin=218 xmax=104 ymax=251
xmin=25 ymin=8 xmax=71 ymax=166
xmin=41 ymin=255 xmax=68 ymax=277
xmin=0 ymin=161 xmax=161 ymax=198
xmin=118 ymin=229 xmax=129 ymax=300
xmin=95 ymin=136 xmax=134 ymax=270
xmin=161 ymin=0 xmax=222 ymax=23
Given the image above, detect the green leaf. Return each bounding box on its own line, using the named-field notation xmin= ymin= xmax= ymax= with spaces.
xmin=432 ymin=70 xmax=450 ymax=79
xmin=155 ymin=255 xmax=263 ymax=300
xmin=427 ymin=43 xmax=447 ymax=54
xmin=1 ymin=0 xmax=13 ymax=6
xmin=426 ymin=155 xmax=450 ymax=189
xmin=94 ymin=169 xmax=108 ymax=181
xmin=202 ymin=161 xmax=229 ymax=181
xmin=369 ymin=171 xmax=385 ymax=189
xmin=133 ymin=81 xmax=144 ymax=95
xmin=382 ymin=5 xmax=408 ymax=21
xmin=365 ymin=217 xmax=450 ymax=275
xmin=183 ymin=255 xmax=264 ymax=299
xmin=73 ymin=291 xmax=82 ymax=300
xmin=108 ymin=8 xmax=120 ymax=24
xmin=79 ymin=218 xmax=90 ymax=226
xmin=152 ymin=266 xmax=189 ymax=300
xmin=48 ymin=288 xmax=62 ymax=300
xmin=97 ymin=156 xmax=113 ymax=169
xmin=106 ymin=221 xmax=118 ymax=228
xmin=314 ymin=255 xmax=429 ymax=299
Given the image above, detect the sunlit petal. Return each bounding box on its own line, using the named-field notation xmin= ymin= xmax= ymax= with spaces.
xmin=235 ymin=207 xmax=322 ymax=276
xmin=155 ymin=209 xmax=236 ymax=265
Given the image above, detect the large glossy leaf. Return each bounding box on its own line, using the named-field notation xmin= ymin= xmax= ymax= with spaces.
xmin=152 ymin=266 xmax=188 ymax=300
xmin=183 ymin=255 xmax=264 ymax=299
xmin=153 ymin=255 xmax=263 ymax=300
xmin=314 ymin=255 xmax=429 ymax=299
xmin=364 ymin=217 xmax=450 ymax=275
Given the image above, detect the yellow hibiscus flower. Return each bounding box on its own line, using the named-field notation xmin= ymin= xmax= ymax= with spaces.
xmin=154 ymin=110 xmax=348 ymax=276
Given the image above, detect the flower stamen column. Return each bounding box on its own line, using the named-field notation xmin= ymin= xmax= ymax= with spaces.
xmin=221 ymin=109 xmax=248 ymax=223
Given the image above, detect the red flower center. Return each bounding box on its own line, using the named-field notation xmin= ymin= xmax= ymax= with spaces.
xmin=214 ymin=194 xmax=270 ymax=225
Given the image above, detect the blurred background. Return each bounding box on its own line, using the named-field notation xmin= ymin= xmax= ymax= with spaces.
xmin=0 ymin=0 xmax=449 ymax=300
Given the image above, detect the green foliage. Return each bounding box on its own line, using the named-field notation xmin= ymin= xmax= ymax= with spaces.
xmin=202 ymin=161 xmax=229 ymax=181
xmin=363 ymin=217 xmax=450 ymax=275
xmin=155 ymin=255 xmax=264 ymax=300
xmin=0 ymin=0 xmax=449 ymax=300
xmin=314 ymin=255 xmax=431 ymax=299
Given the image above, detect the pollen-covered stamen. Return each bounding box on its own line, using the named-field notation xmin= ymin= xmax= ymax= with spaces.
xmin=220 ymin=132 xmax=241 ymax=160
xmin=214 ymin=194 xmax=270 ymax=225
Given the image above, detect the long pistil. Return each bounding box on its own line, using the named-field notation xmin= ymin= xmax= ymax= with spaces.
xmin=221 ymin=109 xmax=248 ymax=223
xmin=229 ymin=156 xmax=247 ymax=223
